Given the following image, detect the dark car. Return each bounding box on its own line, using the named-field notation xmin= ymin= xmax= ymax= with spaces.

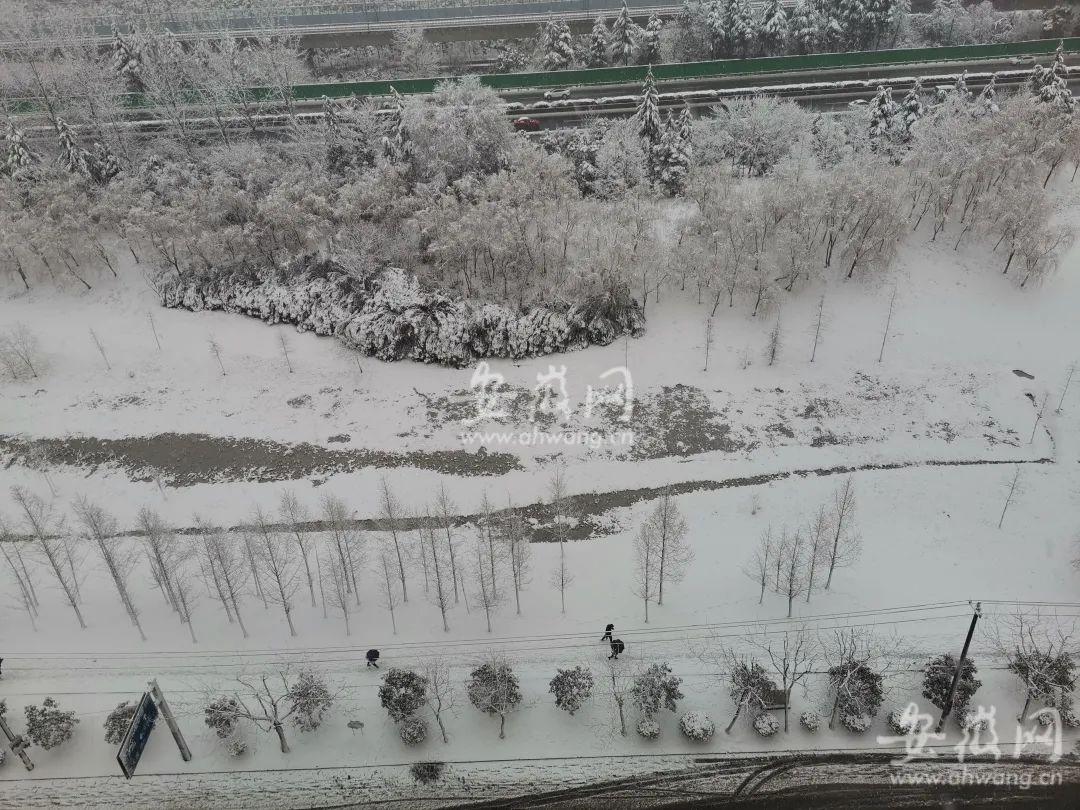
xmin=513 ymin=116 xmax=542 ymax=132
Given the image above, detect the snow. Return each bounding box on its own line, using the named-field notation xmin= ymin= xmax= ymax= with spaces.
xmin=2 ymin=178 xmax=1080 ymax=805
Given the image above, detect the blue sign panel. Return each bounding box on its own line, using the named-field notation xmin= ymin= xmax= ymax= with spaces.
xmin=117 ymin=692 xmax=158 ymax=780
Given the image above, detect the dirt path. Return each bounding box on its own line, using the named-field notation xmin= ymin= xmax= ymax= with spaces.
xmin=1 ymin=455 xmax=1050 ymax=544
xmin=0 ymin=432 xmax=521 ymax=485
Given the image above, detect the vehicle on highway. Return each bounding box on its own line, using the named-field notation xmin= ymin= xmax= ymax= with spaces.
xmin=513 ymin=116 xmax=542 ymax=131
xmin=543 ymin=88 xmax=572 ymax=100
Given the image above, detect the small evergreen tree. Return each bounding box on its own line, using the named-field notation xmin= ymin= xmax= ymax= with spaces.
xmin=788 ymin=0 xmax=817 ymax=53
xmin=726 ymin=0 xmax=758 ymax=55
xmin=3 ymin=121 xmax=37 ymax=180
xmin=24 ymin=698 xmax=79 ymax=750
xmin=112 ymin=30 xmax=144 ymax=92
xmin=103 ymin=701 xmax=137 ymax=745
xmin=638 ymin=13 xmax=664 ymax=64
xmin=900 ymin=78 xmax=925 ymax=137
xmin=379 ymin=668 xmax=430 ymax=722
xmin=759 ymin=0 xmax=789 ymax=54
xmin=868 ymin=85 xmax=900 ymax=146
xmin=55 ymin=118 xmax=89 ymax=178
xmin=88 ymin=142 xmax=121 ymax=185
xmin=977 ymin=73 xmax=999 ymax=115
xmin=923 ymin=654 xmax=981 ymax=715
xmin=828 ymin=662 xmax=885 ymax=728
xmin=707 ymin=0 xmax=729 ymax=57
xmin=549 ymin=666 xmax=595 ymax=715
xmin=542 ymin=17 xmax=575 ymax=71
xmin=611 ymin=2 xmax=638 ymax=66
xmin=588 ymin=16 xmax=610 ymax=67
xmin=289 ymin=670 xmax=333 ymax=732
xmin=205 ymin=696 xmax=242 ymax=740
xmin=954 ymin=69 xmax=974 ymax=103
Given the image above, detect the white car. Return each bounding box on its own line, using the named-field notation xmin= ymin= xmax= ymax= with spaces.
xmin=543 ymin=89 xmax=572 ymax=100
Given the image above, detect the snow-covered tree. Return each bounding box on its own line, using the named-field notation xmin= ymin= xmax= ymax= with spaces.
xmin=502 ymin=506 xmax=531 ymax=615
xmin=992 ymin=609 xmax=1076 ymax=721
xmin=825 ymin=476 xmax=860 ymax=588
xmin=638 ymin=13 xmax=663 ymax=64
xmin=751 ymin=627 xmax=817 ymax=732
xmin=209 ymin=670 xmax=334 ymax=754
xmin=1029 ymin=48 xmax=1075 ymax=110
xmin=869 ymin=85 xmax=900 ymax=146
xmin=379 ymin=668 xmax=429 ymax=722
xmin=376 ymin=477 xmax=409 ymax=603
xmin=923 ymin=654 xmax=981 ymax=717
xmin=466 ymin=657 xmax=522 ymax=738
xmin=726 ymin=0 xmax=758 ymax=55
xmin=900 ymin=78 xmax=926 ymax=137
xmin=541 ymin=17 xmax=575 ymax=71
xmin=631 ymin=663 xmax=684 ymax=723
xmin=55 ymin=118 xmax=90 ymax=178
xmin=278 ymin=490 xmax=317 ymax=608
xmin=588 ymin=16 xmax=610 ymax=67
xmin=249 ymin=506 xmax=302 ymax=637
xmin=422 ymin=660 xmax=456 ymax=743
xmin=112 ymin=30 xmax=144 ymax=92
xmin=977 ymin=73 xmax=1000 ymax=116
xmin=3 ymin=121 xmax=37 ymax=181
xmin=636 ymin=67 xmax=663 ymax=181
xmin=723 ymin=653 xmax=778 ymax=733
xmin=611 ymin=2 xmax=638 ymax=66
xmin=24 ymin=698 xmax=79 ymax=750
xmin=788 ymin=0 xmax=818 ymax=53
xmin=825 ymin=632 xmax=887 ymax=731
xmin=103 ymin=701 xmax=137 ymax=745
xmin=759 ymin=0 xmax=789 ymax=54
xmin=954 ymin=69 xmax=974 ymax=103
xmin=194 ymin=516 xmax=250 ymax=638
xmin=549 ymin=666 xmax=594 ymax=715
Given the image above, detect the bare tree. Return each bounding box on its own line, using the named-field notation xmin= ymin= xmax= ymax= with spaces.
xmin=703 ymin=315 xmax=715 ymax=371
xmin=434 ymin=484 xmax=462 ymax=605
xmin=825 ymin=477 xmax=859 ymax=588
xmin=632 ymin=520 xmax=659 ymax=623
xmin=279 ymin=490 xmax=317 ymax=607
xmin=0 ymin=324 xmax=42 ymax=379
xmin=472 ymin=536 xmax=502 ymax=632
xmin=220 ymin=670 xmax=334 ymax=754
xmin=550 ymin=545 xmax=575 ymax=616
xmin=765 ymin=315 xmax=782 ymax=366
xmin=195 ymin=516 xmax=249 ymax=638
xmin=323 ymin=549 xmax=353 ymax=636
xmin=12 ymin=486 xmax=85 ymax=629
xmin=208 ymin=334 xmax=226 ymax=375
xmin=601 ymin=657 xmax=630 ymax=737
xmin=172 ymin=539 xmax=200 ymax=644
xmin=242 ymin=531 xmax=269 ymax=610
xmin=250 ymin=507 xmax=301 ymax=636
xmin=750 ymin=626 xmax=817 ymax=732
xmin=377 ymin=477 xmax=409 ymax=603
xmin=1056 ymin=362 xmax=1076 ymax=413
xmin=421 ymin=660 xmax=456 ymax=743
xmin=502 ymin=504 xmax=531 ymax=615
xmin=278 ymin=333 xmax=294 ymax=373
xmin=1 ymin=515 xmax=38 ymax=624
xmin=746 ymin=527 xmax=774 ymax=605
xmin=775 ymin=528 xmax=808 ymax=618
xmin=1029 ymin=393 xmax=1048 ymax=444
xmin=73 ymin=497 xmax=144 ymax=640
xmin=648 ymin=494 xmax=692 ymax=606
xmin=810 ymin=293 xmax=826 ymax=362
xmin=422 ymin=509 xmax=452 ymax=632
xmin=88 ymin=328 xmax=110 ymax=370
xmin=147 ymin=312 xmax=162 ymax=350
xmin=721 ymin=650 xmax=777 ymax=734
xmin=804 ymin=505 xmax=831 ymax=602
xmin=998 ymin=465 xmax=1023 ymax=529
xmin=989 ymin=607 xmax=1077 ymax=721
xmin=477 ymin=492 xmax=502 ymax=604
xmin=321 ymin=494 xmax=364 ymax=606
xmin=376 ymin=541 xmax=400 ymax=634
xmin=878 ymin=287 xmax=897 ymax=363
xmin=137 ymin=507 xmax=181 ymax=613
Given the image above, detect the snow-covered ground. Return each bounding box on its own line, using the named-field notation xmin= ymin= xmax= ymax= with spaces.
xmin=2 ymin=197 xmax=1079 ymax=806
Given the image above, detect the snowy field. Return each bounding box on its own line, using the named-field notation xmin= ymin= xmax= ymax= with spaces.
xmin=2 ymin=192 xmax=1080 ymax=806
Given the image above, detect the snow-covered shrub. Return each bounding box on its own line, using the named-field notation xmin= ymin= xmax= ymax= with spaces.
xmin=1061 ymin=708 xmax=1080 ymax=729
xmin=636 ymin=717 xmax=662 ymax=740
xmin=205 ymin=696 xmax=242 ymax=740
xmin=549 ymin=666 xmax=594 ymax=716
xmin=753 ymin=711 xmax=781 ymax=737
xmin=886 ymin=706 xmax=920 ymax=736
xmin=225 ymin=736 xmax=248 ymax=757
xmin=410 ymin=760 xmax=446 ymax=784
xmin=399 ymin=715 xmax=429 ymax=746
xmin=631 ymin=663 xmax=684 ymax=720
xmin=379 ymin=668 xmax=429 ymax=723
xmin=679 ymin=711 xmax=715 ymax=742
xmin=160 ymin=258 xmax=644 ymax=368
xmin=103 ymin=701 xmax=137 ymax=745
xmin=289 ymin=670 xmax=333 ymax=732
xmin=923 ymin=655 xmax=981 ymax=716
xmin=840 ymin=712 xmax=873 ymax=733
xmin=24 ymin=698 xmax=79 ymax=750
xmin=960 ymin=710 xmax=990 ymax=733
xmin=799 ymin=711 xmax=822 ymax=732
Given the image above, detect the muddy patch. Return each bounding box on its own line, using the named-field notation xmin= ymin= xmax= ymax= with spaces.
xmin=0 ymin=432 xmax=520 ymax=486
xmin=623 ymin=384 xmax=744 ymax=459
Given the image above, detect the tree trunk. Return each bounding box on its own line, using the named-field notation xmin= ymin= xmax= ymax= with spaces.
xmin=725 ymin=697 xmax=744 ymax=734
xmin=274 ymin=721 xmax=290 ymax=753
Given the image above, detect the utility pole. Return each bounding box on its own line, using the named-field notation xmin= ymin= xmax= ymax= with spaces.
xmin=0 ymin=712 xmax=34 ymax=771
xmin=149 ymin=679 xmax=192 ymax=762
xmin=936 ymin=601 xmax=982 ymax=732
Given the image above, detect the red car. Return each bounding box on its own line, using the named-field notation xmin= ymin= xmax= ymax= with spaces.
xmin=513 ymin=117 xmax=541 ymax=132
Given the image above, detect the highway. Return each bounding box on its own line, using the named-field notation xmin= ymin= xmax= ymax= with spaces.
xmin=0 ymin=0 xmax=1054 ymax=50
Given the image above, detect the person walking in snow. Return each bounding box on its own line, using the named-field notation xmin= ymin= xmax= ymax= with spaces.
xmin=601 ymin=623 xmax=614 ymax=643
xmin=608 ymin=639 xmax=624 ymax=660
xmin=366 ymin=649 xmax=380 ymax=668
